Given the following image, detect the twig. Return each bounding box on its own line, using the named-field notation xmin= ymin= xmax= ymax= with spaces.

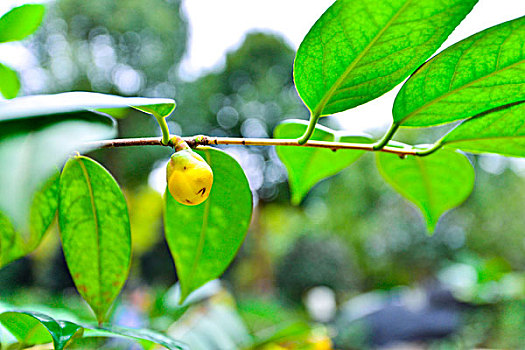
xmin=83 ymin=135 xmax=423 ymax=156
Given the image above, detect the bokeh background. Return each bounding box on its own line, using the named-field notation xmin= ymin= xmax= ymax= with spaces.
xmin=1 ymin=0 xmax=525 ymax=348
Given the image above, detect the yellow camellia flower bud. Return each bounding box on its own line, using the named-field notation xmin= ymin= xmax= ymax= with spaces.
xmin=166 ymin=149 xmax=213 ymax=206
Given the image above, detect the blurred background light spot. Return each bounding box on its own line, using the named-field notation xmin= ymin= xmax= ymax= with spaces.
xmin=241 ymin=118 xmax=268 ymax=138
xmin=438 ymin=263 xmax=477 ymax=298
xmin=148 ymin=159 xmax=168 ymax=195
xmin=112 ymin=63 xmax=143 ymax=95
xmin=479 ymin=154 xmax=508 ymax=175
xmin=304 ymin=286 xmax=336 ymax=323
xmin=217 ymin=106 xmax=239 ymax=129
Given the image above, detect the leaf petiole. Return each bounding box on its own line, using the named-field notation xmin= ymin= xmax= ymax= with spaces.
xmin=414 ymin=141 xmax=444 ymax=157
xmin=155 ymin=114 xmax=171 ymax=146
xmin=297 ymin=113 xmax=320 ymax=145
xmin=372 ymin=122 xmax=400 ymax=150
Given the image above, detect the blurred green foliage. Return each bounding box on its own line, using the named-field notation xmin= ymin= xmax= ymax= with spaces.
xmin=2 ymin=0 xmax=525 ymax=348
xmin=32 ymin=0 xmax=186 ymax=96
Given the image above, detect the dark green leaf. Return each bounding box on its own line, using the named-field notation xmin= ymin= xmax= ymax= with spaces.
xmin=0 ymin=4 xmax=45 ymax=43
xmin=164 ymin=147 xmax=252 ymax=302
xmin=394 ymin=16 xmax=525 ymax=127
xmin=0 ymin=113 xmax=116 ymax=231
xmin=0 ymin=311 xmax=83 ymax=350
xmin=274 ymin=120 xmax=372 ymax=204
xmin=58 ymin=156 xmax=131 ymax=324
xmin=376 ymin=148 xmax=475 ymax=232
xmin=0 ymin=63 xmax=20 ymax=99
xmin=0 ymin=92 xmax=175 ymax=123
xmin=441 ymin=102 xmax=525 ymax=157
xmin=294 ymin=0 xmax=477 ymax=117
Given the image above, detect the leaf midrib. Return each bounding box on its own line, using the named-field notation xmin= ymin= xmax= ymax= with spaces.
xmin=185 ymin=150 xmax=212 ymax=299
xmin=399 ymin=58 xmax=525 ymax=125
xmin=313 ymin=0 xmax=413 ymax=117
xmin=77 ymin=158 xmax=102 ymax=318
xmin=445 ymin=133 xmax=525 ymax=144
xmin=415 ymin=157 xmax=436 ymax=228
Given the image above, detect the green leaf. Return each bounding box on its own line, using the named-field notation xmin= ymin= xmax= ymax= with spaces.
xmin=0 ymin=112 xmax=116 ymax=231
xmin=394 ymin=16 xmax=525 ymax=127
xmin=0 ymin=172 xmax=59 ymax=268
xmin=0 ymin=92 xmax=173 ymax=238
xmin=376 ymin=148 xmax=475 ymax=232
xmin=0 ymin=212 xmax=25 ymax=267
xmin=0 ymin=4 xmax=45 ymax=43
xmin=132 ymin=103 xmax=177 ymax=119
xmin=294 ymin=0 xmax=477 ymax=117
xmin=28 ymin=171 xmax=59 ymax=250
xmin=0 ymin=311 xmax=84 ymax=350
xmin=274 ymin=120 xmax=372 ymax=204
xmin=58 ymin=156 xmax=131 ymax=324
xmin=0 ymin=63 xmax=20 ymax=99
xmin=441 ymin=102 xmax=525 ymax=157
xmin=0 ymin=310 xmax=187 ymax=350
xmin=0 ymin=92 xmax=175 ymax=123
xmin=91 ymin=325 xmax=189 ymax=350
xmin=164 ymin=147 xmax=252 ymax=302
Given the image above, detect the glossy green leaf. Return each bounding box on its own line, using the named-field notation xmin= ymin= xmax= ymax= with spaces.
xmin=394 ymin=16 xmax=525 ymax=127
xmin=441 ymin=102 xmax=525 ymax=157
xmin=274 ymin=120 xmax=372 ymax=204
xmin=294 ymin=0 xmax=477 ymax=117
xmin=164 ymin=147 xmax=252 ymax=302
xmin=0 ymin=310 xmax=186 ymax=350
xmin=0 ymin=311 xmax=83 ymax=350
xmin=0 ymin=113 xmax=116 ymax=231
xmin=0 ymin=63 xmax=20 ymax=99
xmin=376 ymin=148 xmax=475 ymax=232
xmin=0 ymin=4 xmax=45 ymax=43
xmin=59 ymin=156 xmax=131 ymax=324
xmin=0 ymin=92 xmax=175 ymax=123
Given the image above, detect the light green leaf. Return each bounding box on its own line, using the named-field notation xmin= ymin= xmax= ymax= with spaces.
xmin=58 ymin=156 xmax=131 ymax=324
xmin=0 ymin=311 xmax=83 ymax=350
xmin=0 ymin=63 xmax=20 ymax=99
xmin=0 ymin=113 xmax=115 ymax=231
xmin=90 ymin=325 xmax=189 ymax=350
xmin=0 ymin=92 xmax=175 ymax=122
xmin=394 ymin=16 xmax=525 ymax=127
xmin=294 ymin=0 xmax=477 ymax=117
xmin=0 ymin=212 xmax=25 ymax=268
xmin=28 ymin=171 xmax=59 ymax=250
xmin=274 ymin=120 xmax=372 ymax=204
xmin=0 ymin=172 xmax=59 ymax=268
xmin=0 ymin=4 xmax=45 ymax=43
xmin=164 ymin=147 xmax=252 ymax=302
xmin=441 ymin=102 xmax=525 ymax=157
xmin=0 ymin=92 xmax=173 ymax=237
xmin=376 ymin=148 xmax=475 ymax=232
